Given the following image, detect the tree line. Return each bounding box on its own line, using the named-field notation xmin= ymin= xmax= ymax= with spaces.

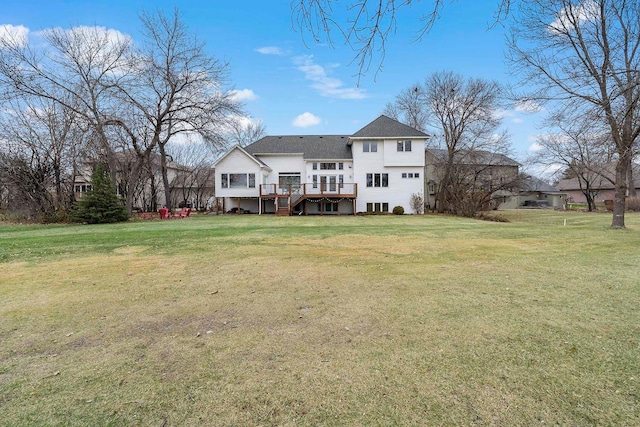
xmin=0 ymin=9 xmax=263 ymax=222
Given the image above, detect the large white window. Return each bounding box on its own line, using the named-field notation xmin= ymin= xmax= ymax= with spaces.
xmin=221 ymin=173 xmax=256 ymax=188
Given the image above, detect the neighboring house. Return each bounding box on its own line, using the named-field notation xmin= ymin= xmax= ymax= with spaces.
xmin=424 ymin=148 xmax=521 ymax=211
xmin=213 ymin=115 xmax=429 ymax=215
xmin=556 ymin=165 xmax=640 ymax=205
xmin=74 ymin=151 xmax=208 ymax=212
xmin=519 ymin=175 xmax=566 ymax=208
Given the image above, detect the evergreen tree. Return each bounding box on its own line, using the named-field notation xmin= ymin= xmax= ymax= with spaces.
xmin=72 ymin=163 xmax=128 ymax=224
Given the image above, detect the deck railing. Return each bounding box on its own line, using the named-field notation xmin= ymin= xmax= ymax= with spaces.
xmin=259 ymin=183 xmax=357 ymax=198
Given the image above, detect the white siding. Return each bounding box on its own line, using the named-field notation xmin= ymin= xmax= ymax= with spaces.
xmin=305 ymin=160 xmax=353 ymax=185
xmin=383 ymin=139 xmax=425 ymax=167
xmin=352 ymin=139 xmax=426 ymax=213
xmin=215 ymin=148 xmax=262 ymax=198
xmin=255 ymin=155 xmax=306 ymax=184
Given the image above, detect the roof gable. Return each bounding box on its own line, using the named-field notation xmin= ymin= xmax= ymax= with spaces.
xmin=213 ymin=145 xmax=271 ymax=169
xmin=350 ymin=115 xmax=429 ymax=139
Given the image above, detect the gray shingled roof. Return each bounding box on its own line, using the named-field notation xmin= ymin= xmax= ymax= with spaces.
xmin=426 ymin=148 xmax=520 ymax=167
xmin=245 ymin=135 xmax=352 ymax=160
xmin=521 ymin=175 xmax=558 ymax=192
xmin=351 ymin=115 xmax=429 ymax=139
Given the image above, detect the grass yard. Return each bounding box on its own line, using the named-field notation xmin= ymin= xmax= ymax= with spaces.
xmin=0 ymin=210 xmax=638 ymax=426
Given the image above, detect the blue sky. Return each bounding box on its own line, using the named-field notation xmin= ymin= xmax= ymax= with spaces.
xmin=1 ymin=1 xmax=545 ymax=161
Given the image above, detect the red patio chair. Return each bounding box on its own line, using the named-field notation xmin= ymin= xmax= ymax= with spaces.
xmin=158 ymin=207 xmax=170 ymax=219
xmin=180 ymin=208 xmax=192 ymax=218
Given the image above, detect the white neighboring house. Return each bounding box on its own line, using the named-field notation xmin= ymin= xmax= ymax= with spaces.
xmin=213 ymin=115 xmax=429 ymax=215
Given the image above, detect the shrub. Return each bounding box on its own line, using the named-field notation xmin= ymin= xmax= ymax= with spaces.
xmin=392 ymin=205 xmax=405 ymax=215
xmin=410 ymin=192 xmax=424 ymax=214
xmin=475 ymin=212 xmax=510 ymax=222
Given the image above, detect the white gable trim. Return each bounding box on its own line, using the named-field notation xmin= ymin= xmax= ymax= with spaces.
xmin=213 ymin=145 xmax=272 ymax=171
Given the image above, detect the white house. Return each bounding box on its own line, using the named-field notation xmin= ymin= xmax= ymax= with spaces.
xmin=213 ymin=115 xmax=429 ymax=215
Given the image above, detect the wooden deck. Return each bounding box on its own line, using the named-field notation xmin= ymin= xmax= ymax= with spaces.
xmin=259 ymin=183 xmax=358 ymax=216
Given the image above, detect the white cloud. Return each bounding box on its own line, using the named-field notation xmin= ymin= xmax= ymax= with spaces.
xmin=230 ymin=114 xmax=262 ymax=129
xmin=255 ymin=46 xmax=287 ymax=55
xmin=528 ymin=142 xmax=544 ymax=152
xmin=293 ymin=55 xmax=367 ymax=100
xmin=549 ymin=1 xmax=600 ymax=33
xmin=515 ymin=99 xmax=542 ymax=113
xmin=230 ymin=89 xmax=258 ymax=102
xmin=0 ymin=24 xmax=30 ymax=48
xmin=292 ymin=112 xmax=321 ymax=128
xmin=512 ymin=117 xmax=524 ymax=124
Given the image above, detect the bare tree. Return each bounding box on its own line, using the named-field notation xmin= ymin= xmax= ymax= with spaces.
xmin=1 ymin=11 xmax=244 ymax=216
xmin=121 ymin=8 xmax=242 ymax=210
xmin=0 ymin=25 xmax=135 ymax=182
xmin=225 ymin=117 xmax=267 ymax=147
xmin=292 ymin=0 xmax=514 ymax=80
xmin=167 ymin=140 xmax=217 ymax=210
xmin=424 ymin=72 xmax=511 ymax=214
xmin=531 ymin=112 xmax=615 ymax=211
xmin=382 ymin=85 xmax=429 ymax=132
xmin=0 ymin=97 xmax=87 ymax=220
xmin=386 ymin=72 xmax=513 ymax=216
xmin=508 ymin=0 xmax=640 ymax=228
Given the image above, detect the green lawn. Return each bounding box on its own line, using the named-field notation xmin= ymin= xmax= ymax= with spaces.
xmin=1 ymin=211 xmax=638 ymax=426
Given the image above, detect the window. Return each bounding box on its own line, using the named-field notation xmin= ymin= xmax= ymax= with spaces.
xmin=363 ymin=141 xmax=378 ymax=152
xmin=402 ymin=172 xmax=420 ymax=179
xmin=312 ymin=175 xmax=318 ymax=189
xmin=367 ymin=202 xmax=389 ymax=213
xmin=397 ymin=140 xmax=412 ymax=152
xmin=221 ymin=173 xmax=255 ymax=188
xmin=320 ymin=162 xmax=336 ymax=170
xmin=323 ymin=202 xmax=338 ymax=212
xmin=75 ymin=184 xmax=93 ymax=193
xmin=279 ymin=173 xmax=301 ymax=190
xmin=338 ymin=162 xmax=344 ymax=170
xmin=230 ymin=174 xmax=247 ymax=188
xmin=339 ymin=174 xmax=344 ymax=188
xmin=366 ymin=173 xmax=388 ymax=187
xmin=312 ymin=162 xmax=318 ymax=170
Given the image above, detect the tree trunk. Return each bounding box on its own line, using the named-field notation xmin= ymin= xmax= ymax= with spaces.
xmin=628 ymin=166 xmax=637 ymax=197
xmin=159 ymin=144 xmax=172 ymax=210
xmin=611 ymin=155 xmax=630 ymax=228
